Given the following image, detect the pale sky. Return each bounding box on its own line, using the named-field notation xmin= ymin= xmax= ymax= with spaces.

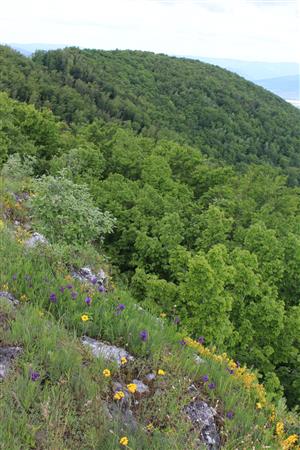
xmin=1 ymin=0 xmax=299 ymax=63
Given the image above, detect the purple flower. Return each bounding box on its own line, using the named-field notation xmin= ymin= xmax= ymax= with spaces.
xmin=12 ymin=274 xmax=17 ymax=281
xmin=179 ymin=339 xmax=186 ymax=346
xmin=202 ymin=375 xmax=209 ymax=383
xmin=85 ymin=296 xmax=92 ymax=306
xmin=98 ymin=285 xmax=106 ymax=293
xmin=71 ymin=291 xmax=78 ymax=300
xmin=226 ymin=367 xmax=234 ymax=375
xmin=66 ymin=284 xmax=73 ymax=290
xmin=174 ymin=316 xmax=180 ymax=325
xmin=139 ymin=330 xmax=148 ymax=342
xmin=30 ymin=371 xmax=40 ymax=381
xmin=59 ymin=286 xmax=65 ymax=293
xmin=91 ymin=276 xmax=98 ymax=285
xmin=197 ymin=336 xmax=205 ymax=344
xmin=49 ymin=292 xmax=57 ymax=303
xmin=208 ymin=382 xmax=216 ymax=390
xmin=116 ymin=303 xmax=125 ymax=315
xmin=226 ymin=411 xmax=234 ymax=420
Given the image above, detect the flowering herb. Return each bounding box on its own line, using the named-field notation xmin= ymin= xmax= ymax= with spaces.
xmin=66 ymin=284 xmax=73 ymax=290
xmin=120 ymin=357 xmax=127 ymax=365
xmin=179 ymin=339 xmax=186 ymax=346
xmin=103 ymin=369 xmax=111 ymax=378
xmin=197 ymin=336 xmax=205 ymax=344
xmin=116 ymin=303 xmax=125 ymax=315
xmin=114 ymin=390 xmax=125 ymax=400
xmin=91 ymin=276 xmax=98 ymax=285
xmin=85 ymin=296 xmax=92 ymax=306
xmin=81 ymin=314 xmax=89 ymax=322
xmin=49 ymin=292 xmax=57 ymax=303
xmin=119 ymin=436 xmax=128 ymax=446
xmin=30 ymin=371 xmax=40 ymax=381
xmin=71 ymin=291 xmax=78 ymax=299
xmin=208 ymin=382 xmax=216 ymax=390
xmin=98 ymin=285 xmax=106 ymax=293
xmin=59 ymin=286 xmax=65 ymax=293
xmin=157 ymin=369 xmax=166 ymax=376
xmin=202 ymin=375 xmax=209 ymax=383
xmin=139 ymin=330 xmax=148 ymax=342
xmin=127 ymin=383 xmax=137 ymax=393
xmin=226 ymin=411 xmax=234 ymax=420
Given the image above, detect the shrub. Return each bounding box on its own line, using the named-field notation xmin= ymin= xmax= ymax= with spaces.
xmin=30 ymin=174 xmax=115 ymax=245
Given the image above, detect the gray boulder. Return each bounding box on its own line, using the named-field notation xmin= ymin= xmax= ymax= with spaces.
xmin=184 ymin=400 xmax=220 ymax=450
xmin=25 ymin=232 xmax=48 ymax=248
xmin=0 ymin=347 xmax=22 ymax=380
xmin=0 ymin=291 xmax=19 ymax=307
xmin=72 ymin=267 xmax=108 ymax=287
xmin=81 ymin=336 xmax=134 ymax=367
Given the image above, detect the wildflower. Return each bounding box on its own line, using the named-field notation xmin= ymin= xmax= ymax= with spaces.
xmin=197 ymin=336 xmax=205 ymax=344
xmin=282 ymin=434 xmax=298 ymax=450
xmin=30 ymin=371 xmax=40 ymax=381
xmin=116 ymin=303 xmax=125 ymax=314
xmin=12 ymin=274 xmax=17 ymax=281
xmin=103 ymin=369 xmax=111 ymax=378
xmin=81 ymin=314 xmax=89 ymax=322
xmin=160 ymin=312 xmax=166 ymax=318
xmin=121 ymin=356 xmax=127 ymax=365
xmin=85 ymin=296 xmax=92 ymax=306
xmin=139 ymin=330 xmax=148 ymax=342
xmin=20 ymin=294 xmax=28 ymax=302
xmin=256 ymin=402 xmax=262 ymax=409
xmin=226 ymin=411 xmax=234 ymax=420
xmin=174 ymin=316 xmax=180 ymax=325
xmin=91 ymin=276 xmax=98 ymax=285
xmin=157 ymin=369 xmax=166 ymax=376
xmin=98 ymin=285 xmax=106 ymax=293
xmin=49 ymin=292 xmax=57 ymax=303
xmin=71 ymin=291 xmax=78 ymax=299
xmin=226 ymin=367 xmax=234 ymax=375
xmin=64 ymin=275 xmax=72 ymax=281
xmin=127 ymin=383 xmax=137 ymax=393
xmin=202 ymin=375 xmax=209 ymax=383
xmin=119 ymin=436 xmax=128 ymax=446
xmin=114 ymin=390 xmax=125 ymax=400
xmin=2 ymin=283 xmax=9 ymax=291
xmin=276 ymin=421 xmax=284 ymax=436
xmin=66 ymin=284 xmax=73 ymax=290
xmin=147 ymin=423 xmax=155 ymax=432
xmin=179 ymin=339 xmax=186 ymax=346
xmin=208 ymin=382 xmax=216 ymax=390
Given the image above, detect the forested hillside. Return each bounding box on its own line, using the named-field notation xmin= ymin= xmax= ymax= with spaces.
xmin=1 ymin=45 xmax=300 ymax=448
xmin=1 ymin=45 xmax=300 ymax=182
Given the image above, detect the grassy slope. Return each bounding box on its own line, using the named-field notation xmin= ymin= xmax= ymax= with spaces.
xmin=0 ymin=187 xmax=298 ymax=450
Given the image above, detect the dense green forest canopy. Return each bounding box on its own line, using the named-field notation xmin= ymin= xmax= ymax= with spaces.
xmin=1 ymin=46 xmax=300 ymax=411
xmin=1 ymin=45 xmax=300 ymax=182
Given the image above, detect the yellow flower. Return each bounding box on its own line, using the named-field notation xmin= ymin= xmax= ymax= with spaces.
xmin=64 ymin=275 xmax=73 ymax=281
xmin=114 ymin=390 xmax=125 ymax=400
xmin=256 ymin=402 xmax=262 ymax=409
xmin=121 ymin=357 xmax=127 ymax=365
xmin=147 ymin=423 xmax=154 ymax=432
xmin=160 ymin=312 xmax=166 ymax=318
xmin=276 ymin=421 xmax=284 ymax=437
xmin=2 ymin=284 xmax=9 ymax=291
xmin=0 ymin=219 xmax=4 ymax=231
xmin=157 ymin=369 xmax=166 ymax=376
xmin=81 ymin=314 xmax=89 ymax=322
xmin=127 ymin=383 xmax=137 ymax=393
xmin=103 ymin=369 xmax=111 ymax=378
xmin=282 ymin=434 xmax=298 ymax=450
xmin=119 ymin=436 xmax=128 ymax=446
xmin=20 ymin=294 xmax=28 ymax=302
